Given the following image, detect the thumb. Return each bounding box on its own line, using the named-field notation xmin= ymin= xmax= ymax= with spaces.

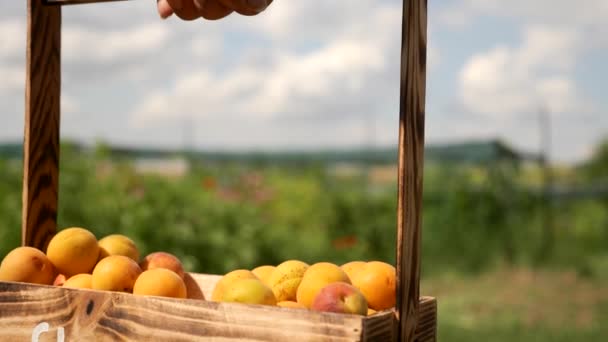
xmin=157 ymin=0 xmax=174 ymax=19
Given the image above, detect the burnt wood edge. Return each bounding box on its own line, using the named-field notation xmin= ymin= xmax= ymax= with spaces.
xmin=0 ymin=279 xmax=436 ymax=341
xmin=22 ymin=0 xmax=62 ymax=250
xmin=395 ymin=1 xmax=428 ymax=342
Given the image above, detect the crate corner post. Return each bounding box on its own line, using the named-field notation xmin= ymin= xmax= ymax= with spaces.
xmin=22 ymin=0 xmax=62 ymax=251
xmin=396 ymin=0 xmax=436 ymax=341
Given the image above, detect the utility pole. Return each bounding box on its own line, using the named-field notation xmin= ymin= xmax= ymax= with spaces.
xmin=538 ymin=105 xmax=554 ymax=262
xmin=364 ymin=112 xmax=376 ymax=192
xmin=182 ymin=116 xmax=195 ymax=161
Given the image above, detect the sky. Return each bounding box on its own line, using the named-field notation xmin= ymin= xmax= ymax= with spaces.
xmin=1 ymin=0 xmax=607 ymax=164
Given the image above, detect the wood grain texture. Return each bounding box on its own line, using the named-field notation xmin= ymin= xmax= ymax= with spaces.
xmin=22 ymin=0 xmax=62 ymax=251
xmin=395 ymin=0 xmax=428 ymax=341
xmin=0 ymin=276 xmax=437 ymax=341
xmin=414 ymin=297 xmax=436 ymax=342
xmin=0 ymin=273 xmax=436 ymax=341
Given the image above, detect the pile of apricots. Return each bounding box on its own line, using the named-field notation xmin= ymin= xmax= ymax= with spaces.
xmin=0 ymin=226 xmax=396 ymax=316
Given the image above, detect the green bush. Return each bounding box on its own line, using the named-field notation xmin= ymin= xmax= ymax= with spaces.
xmin=0 ymin=145 xmax=606 ymax=278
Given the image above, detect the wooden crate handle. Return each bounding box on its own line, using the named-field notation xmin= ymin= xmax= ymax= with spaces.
xmin=22 ymin=2 xmax=431 ymax=340
xmin=395 ymin=0 xmax=428 ymax=341
xmin=22 ymin=0 xmax=62 ymax=250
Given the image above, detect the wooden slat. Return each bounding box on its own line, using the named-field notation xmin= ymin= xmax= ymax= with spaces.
xmin=0 ymin=276 xmax=365 ymax=341
xmin=414 ymin=297 xmax=436 ymax=342
xmin=0 ymin=274 xmax=434 ymax=341
xmin=22 ymin=0 xmax=62 ymax=251
xmin=361 ymin=310 xmax=396 ymax=341
xmin=395 ymin=0 xmax=428 ymax=342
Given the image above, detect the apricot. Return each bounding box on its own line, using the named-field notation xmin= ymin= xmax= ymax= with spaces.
xmin=311 ymin=282 xmax=368 ymax=316
xmin=53 ymin=274 xmax=67 ymax=286
xmin=98 ymin=234 xmax=140 ymax=263
xmin=221 ymin=278 xmax=276 ymax=306
xmin=211 ymin=269 xmax=258 ymax=302
xmin=63 ymin=274 xmax=93 ymax=289
xmin=251 ymin=265 xmax=275 ymax=286
xmin=268 ymin=260 xmax=309 ymax=302
xmin=0 ymin=246 xmax=55 ymax=285
xmin=349 ymin=261 xmax=396 ymax=311
xmin=91 ymin=255 xmax=142 ymax=293
xmin=367 ymin=308 xmax=377 ymax=316
xmin=140 ymin=252 xmax=185 ymax=279
xmin=183 ymin=272 xmax=206 ymax=300
xmin=133 ymin=268 xmax=187 ymax=299
xmin=277 ymin=301 xmax=307 ymax=309
xmin=296 ymin=262 xmax=351 ymax=308
xmin=341 ymin=261 xmax=365 ymax=280
xmin=46 ymin=227 xmax=100 ymax=277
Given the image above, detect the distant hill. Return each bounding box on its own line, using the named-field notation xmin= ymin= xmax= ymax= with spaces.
xmin=0 ymin=143 xmax=22 ymax=160
xmin=0 ymin=139 xmax=538 ymax=165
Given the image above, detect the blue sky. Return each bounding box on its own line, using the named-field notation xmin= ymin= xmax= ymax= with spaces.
xmin=1 ymin=0 xmax=607 ymax=164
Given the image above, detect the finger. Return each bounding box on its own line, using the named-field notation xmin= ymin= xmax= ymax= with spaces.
xmin=194 ymin=0 xmax=234 ymax=21
xmin=218 ymin=0 xmax=272 ymax=16
xmin=169 ymin=0 xmax=201 ymax=21
xmin=157 ymin=0 xmax=174 ymax=19
xmin=245 ymin=0 xmax=273 ymax=12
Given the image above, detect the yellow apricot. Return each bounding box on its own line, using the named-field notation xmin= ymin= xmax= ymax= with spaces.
xmin=251 ymin=265 xmax=275 ymax=286
xmin=46 ymin=227 xmax=100 ymax=277
xmin=341 ymin=261 xmax=366 ymax=280
xmin=0 ymin=246 xmax=55 ymax=285
xmin=268 ymin=260 xmax=309 ymax=302
xmin=91 ymin=255 xmax=141 ymax=293
xmin=133 ymin=268 xmax=187 ymax=299
xmin=63 ymin=274 xmax=93 ymax=289
xmin=211 ymin=269 xmax=258 ymax=302
xmin=349 ymin=261 xmax=396 ymax=311
xmin=296 ymin=262 xmax=351 ymax=308
xmin=221 ymin=278 xmax=276 ymax=306
xmin=98 ymin=234 xmax=140 ymax=263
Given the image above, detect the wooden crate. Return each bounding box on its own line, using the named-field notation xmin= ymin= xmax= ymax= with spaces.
xmin=0 ymin=1 xmax=436 ymax=341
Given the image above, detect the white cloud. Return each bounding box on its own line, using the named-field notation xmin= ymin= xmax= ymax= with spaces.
xmin=0 ymin=66 xmax=23 ymax=92
xmin=439 ymin=0 xmax=608 ymax=30
xmin=61 ymin=94 xmax=80 ymax=116
xmin=0 ymin=18 xmax=25 ymax=93
xmin=63 ymin=23 xmax=171 ymax=62
xmin=459 ymin=25 xmax=590 ymax=117
xmin=190 ymin=36 xmax=222 ymax=59
xmin=0 ymin=19 xmax=25 ymax=60
xmin=131 ymin=37 xmax=386 ymax=125
xmin=131 ymin=1 xmax=400 ymax=127
xmin=436 ymin=1 xmax=607 ymax=163
xmin=244 ymin=1 xmax=392 ymax=43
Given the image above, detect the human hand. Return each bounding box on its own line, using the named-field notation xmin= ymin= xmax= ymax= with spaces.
xmin=157 ymin=0 xmax=273 ymax=21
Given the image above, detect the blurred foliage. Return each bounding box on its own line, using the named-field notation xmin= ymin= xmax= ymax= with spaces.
xmin=0 ymin=140 xmax=607 ymax=280
xmin=581 ymin=137 xmax=608 ymax=181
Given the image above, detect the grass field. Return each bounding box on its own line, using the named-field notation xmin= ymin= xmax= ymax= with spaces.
xmin=425 ymin=267 xmax=608 ymax=341
xmin=1 ymin=141 xmax=607 ymax=341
